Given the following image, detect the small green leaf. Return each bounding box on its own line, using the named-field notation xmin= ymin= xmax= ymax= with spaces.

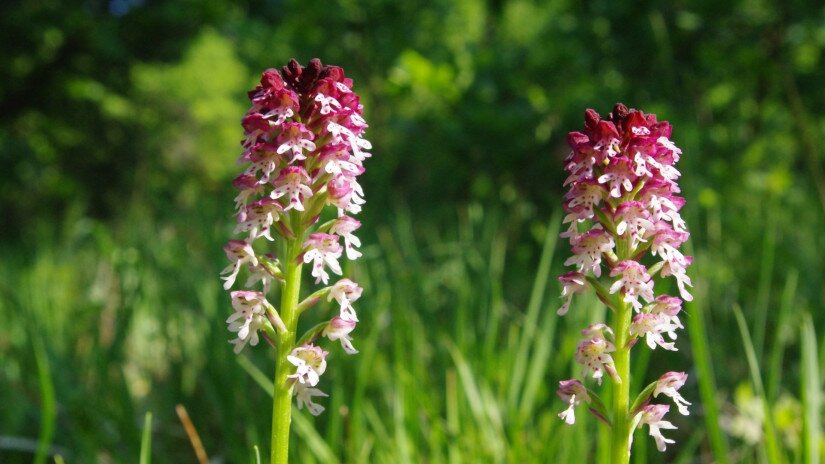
xmin=296 ymin=287 xmax=332 ymax=315
xmin=296 ymin=322 xmax=329 ymax=347
xmin=586 ymin=275 xmax=617 ymax=311
xmin=258 ymin=255 xmax=285 ymax=282
xmin=586 ymin=389 xmax=612 ymax=427
xmin=629 ymin=380 xmax=658 ymax=415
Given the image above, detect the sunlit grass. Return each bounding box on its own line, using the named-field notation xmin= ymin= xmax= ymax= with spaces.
xmin=0 ymin=199 xmax=822 ymax=463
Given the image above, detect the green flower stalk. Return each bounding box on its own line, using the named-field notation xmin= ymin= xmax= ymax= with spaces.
xmin=221 ymin=59 xmax=371 ymax=464
xmin=556 ymin=104 xmax=692 ymax=463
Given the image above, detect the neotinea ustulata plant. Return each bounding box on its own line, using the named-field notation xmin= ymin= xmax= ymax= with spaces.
xmin=556 ymin=104 xmax=693 ymax=463
xmin=221 ymin=59 xmax=370 ymax=464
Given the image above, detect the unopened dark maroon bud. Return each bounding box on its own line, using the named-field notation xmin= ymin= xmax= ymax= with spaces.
xmin=296 ymin=58 xmax=323 ymax=92
xmin=611 ymin=103 xmax=629 ymax=121
xmin=286 ymin=58 xmax=302 ymax=75
xmin=322 ymin=65 xmax=345 ymax=82
xmin=282 ymin=59 xmax=304 ymax=89
xmin=261 ymin=68 xmax=284 ymax=89
xmin=307 ymin=58 xmax=323 ymax=75
xmin=584 ymin=109 xmax=600 ymax=131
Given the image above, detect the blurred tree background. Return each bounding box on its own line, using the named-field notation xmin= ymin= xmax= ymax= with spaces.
xmin=1 ymin=0 xmax=824 ymax=462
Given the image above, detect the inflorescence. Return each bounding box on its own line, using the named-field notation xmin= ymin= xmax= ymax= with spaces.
xmin=221 ymin=59 xmax=370 ymax=415
xmin=556 ymin=104 xmax=692 ymax=452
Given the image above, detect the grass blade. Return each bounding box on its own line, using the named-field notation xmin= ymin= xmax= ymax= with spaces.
xmin=507 ymin=211 xmax=560 ymax=413
xmin=733 ymin=304 xmax=784 ymax=464
xmin=292 ymin=411 xmax=340 ymax=464
xmin=448 ymin=342 xmax=506 ymax=461
xmin=139 ymin=412 xmax=153 ymax=464
xmin=175 ymin=404 xmax=208 ymax=464
xmin=516 ymin=303 xmax=558 ymax=422
xmin=237 ymin=355 xmax=272 ymax=394
xmin=801 ymin=312 xmax=820 ymax=464
xmin=684 ymin=278 xmax=730 ymax=464
xmin=751 ymin=206 xmax=776 ymax=360
xmin=767 ymin=270 xmax=798 ymax=401
xmin=32 ymin=333 xmax=55 ymax=464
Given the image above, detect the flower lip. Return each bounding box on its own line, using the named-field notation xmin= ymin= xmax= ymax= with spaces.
xmin=556 ymin=379 xmax=591 ymax=425
xmin=287 ymin=344 xmax=329 ymax=386
xmin=564 ymin=228 xmax=615 ymax=278
xmin=634 ymin=404 xmax=677 ymax=452
xmin=575 ymin=337 xmax=618 ymax=385
xmin=323 ymin=316 xmax=358 ymax=354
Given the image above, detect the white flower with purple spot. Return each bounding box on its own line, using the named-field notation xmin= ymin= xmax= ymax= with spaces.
xmin=276 ymin=122 xmax=316 ymax=162
xmin=220 ymin=240 xmax=258 ymax=290
xmin=329 ymin=216 xmax=362 ymax=260
xmin=327 ymin=121 xmax=372 ymax=161
xmin=314 ymin=93 xmax=342 ymax=115
xmin=597 ymin=157 xmax=636 ymax=198
xmin=226 ymin=291 xmax=272 ymax=354
xmin=660 ymin=257 xmax=694 ymax=302
xmin=303 ymin=233 xmax=343 ymax=285
xmin=563 ymin=180 xmax=606 ymax=222
xmin=287 ymin=344 xmax=328 ymax=386
xmin=614 ymin=201 xmax=655 ymax=247
xmin=576 ymin=337 xmax=619 ymax=385
xmin=648 ymin=295 xmax=684 ymax=337
xmin=327 ymin=175 xmax=365 ymax=215
xmin=242 ymin=143 xmax=281 ymax=184
xmin=650 ymin=224 xmax=690 ymax=266
xmin=632 ymin=404 xmax=677 ymax=452
xmin=232 ymin=173 xmax=266 ymax=210
xmin=235 ymin=198 xmax=283 ymax=242
xmin=294 ymin=383 xmax=328 ymax=416
xmin=321 ymin=144 xmax=363 ymax=178
xmin=630 ymin=313 xmax=678 ymax=351
xmin=557 ymin=379 xmax=591 ymax=425
xmin=609 ymin=261 xmax=655 ymax=311
xmin=564 ymin=229 xmax=615 ymax=277
xmin=558 ymin=271 xmax=587 ymax=315
xmin=271 ymin=166 xmax=313 ymax=212
xmin=328 ymin=278 xmax=362 ymax=321
xmin=322 ymin=316 xmax=358 ymax=354
xmin=654 ymin=372 xmax=691 ymax=415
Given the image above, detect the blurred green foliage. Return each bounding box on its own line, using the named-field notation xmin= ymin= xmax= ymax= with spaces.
xmin=1 ymin=0 xmax=824 ymax=462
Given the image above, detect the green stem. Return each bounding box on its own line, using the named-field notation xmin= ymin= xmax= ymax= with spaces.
xmin=610 ymin=297 xmax=632 ymax=464
xmin=271 ymin=236 xmax=304 ymax=464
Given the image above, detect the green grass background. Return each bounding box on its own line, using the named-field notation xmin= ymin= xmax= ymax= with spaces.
xmin=2 ymin=1 xmax=825 ymax=462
